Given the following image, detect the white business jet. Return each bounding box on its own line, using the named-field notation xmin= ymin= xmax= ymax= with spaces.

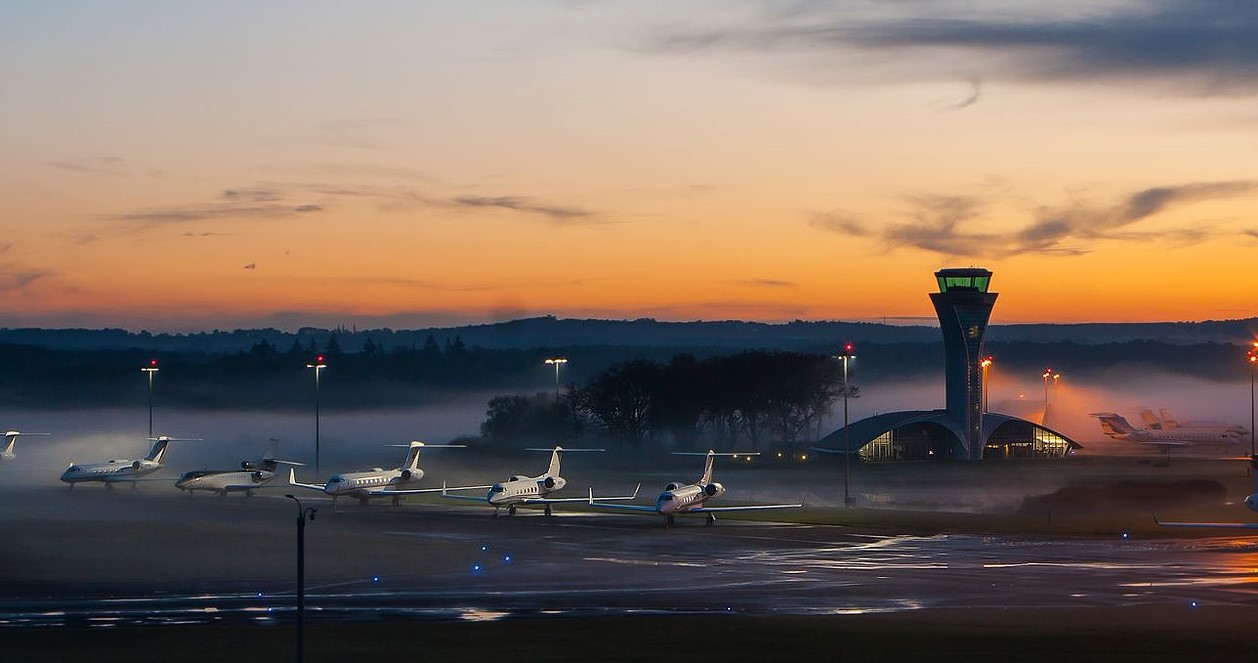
xmin=175 ymin=438 xmax=303 ymax=496
xmin=60 ymin=435 xmax=197 ymax=488
xmin=1092 ymin=412 xmax=1241 ymax=448
xmin=442 ymin=446 xmax=637 ymax=517
xmin=287 ymin=441 xmax=483 ymax=505
xmin=1155 ymin=455 xmax=1258 ymax=530
xmin=2 ymin=430 xmax=50 ymax=463
xmin=588 ymin=450 xmax=802 ymax=527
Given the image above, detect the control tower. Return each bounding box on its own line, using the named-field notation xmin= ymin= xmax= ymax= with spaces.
xmin=929 ymin=268 xmax=998 ymax=460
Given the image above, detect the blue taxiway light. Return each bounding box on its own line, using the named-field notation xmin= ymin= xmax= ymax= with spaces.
xmin=372 ymin=576 xmax=380 ymax=583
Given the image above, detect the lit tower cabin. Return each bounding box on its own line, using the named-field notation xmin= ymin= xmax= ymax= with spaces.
xmin=930 ymin=268 xmax=997 ymax=460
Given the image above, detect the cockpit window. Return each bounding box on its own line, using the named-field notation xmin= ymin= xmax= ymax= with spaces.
xmin=490 ymin=485 xmax=505 ymax=493
xmin=330 ymin=476 xmax=344 ymax=483
xmin=660 ymin=494 xmax=673 ymax=501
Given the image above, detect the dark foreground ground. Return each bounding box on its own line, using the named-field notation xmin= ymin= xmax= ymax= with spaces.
xmin=4 ymin=606 xmax=1257 ymax=662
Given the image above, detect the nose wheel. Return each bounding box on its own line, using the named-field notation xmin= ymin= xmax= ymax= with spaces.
xmin=705 ymin=513 xmax=716 ymax=527
xmin=665 ymin=515 xmax=675 ymax=528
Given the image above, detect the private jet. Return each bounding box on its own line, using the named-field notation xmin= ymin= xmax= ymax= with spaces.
xmin=175 ymin=438 xmax=302 ymax=496
xmin=1 ymin=430 xmax=50 ymax=463
xmin=1138 ymin=408 xmax=1249 ymax=437
xmin=1091 ymin=412 xmax=1242 ymax=448
xmin=60 ymin=435 xmax=196 ymax=488
xmin=287 ymin=441 xmax=484 ymax=505
xmin=588 ymin=450 xmax=802 ymax=527
xmin=1155 ymin=455 xmax=1258 ymax=529
xmin=442 ymin=446 xmax=637 ymax=517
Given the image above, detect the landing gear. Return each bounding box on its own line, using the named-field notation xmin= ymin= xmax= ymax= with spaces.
xmin=219 ymin=490 xmax=227 ymax=498
xmin=544 ymin=504 xmax=553 ymax=517
xmin=665 ymin=515 xmax=675 ymax=528
xmin=391 ymin=495 xmax=401 ymax=507
xmin=507 ymin=505 xmax=517 ymax=516
xmin=492 ymin=508 xmax=499 ymax=519
xmin=705 ymin=513 xmax=716 ymax=527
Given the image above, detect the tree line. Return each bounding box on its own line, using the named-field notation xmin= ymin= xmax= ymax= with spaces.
xmin=480 ymin=351 xmax=858 ymax=456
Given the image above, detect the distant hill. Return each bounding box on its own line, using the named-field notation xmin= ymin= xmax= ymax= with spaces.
xmin=0 ymin=315 xmax=1254 ymax=353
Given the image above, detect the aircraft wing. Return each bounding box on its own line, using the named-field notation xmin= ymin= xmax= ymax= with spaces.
xmin=1153 ymin=513 xmax=1258 ymax=529
xmin=370 ymin=483 xmax=491 ymax=497
xmin=687 ymin=502 xmax=803 ymax=513
xmin=1137 ymin=440 xmax=1193 ymax=447
xmin=526 ymin=483 xmax=640 ymax=505
xmin=285 ymin=468 xmax=327 ymax=493
xmin=588 ymin=502 xmax=658 ymax=513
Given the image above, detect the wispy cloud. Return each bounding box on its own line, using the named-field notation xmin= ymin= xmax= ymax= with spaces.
xmin=655 ymin=2 xmax=1258 ymax=96
xmin=0 ymin=265 xmax=51 ymax=292
xmin=813 ymin=181 xmax=1258 ymax=258
xmin=735 ymin=278 xmax=799 ymax=288
xmin=46 ymin=157 xmax=127 ymax=176
xmin=451 ymin=195 xmax=596 ymax=223
xmin=109 ymin=185 xmax=326 ymax=230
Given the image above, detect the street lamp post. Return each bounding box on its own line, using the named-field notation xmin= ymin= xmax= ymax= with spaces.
xmin=839 ymin=344 xmax=855 ymax=508
xmin=141 ymin=360 xmax=159 ymax=438
xmin=544 ymin=358 xmax=568 ymax=401
xmin=1248 ymin=343 xmax=1256 ymax=458
xmin=306 ymin=356 xmax=326 ymax=478
xmin=1042 ymin=368 xmax=1060 ymax=426
xmin=285 ymin=495 xmax=317 ymax=663
xmin=980 ymin=356 xmax=993 ymax=414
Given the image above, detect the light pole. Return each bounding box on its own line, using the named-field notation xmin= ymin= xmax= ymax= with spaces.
xmin=544 ymin=358 xmax=568 ymax=401
xmin=285 ymin=495 xmax=317 ymax=663
xmin=980 ymin=355 xmax=993 ymax=414
xmin=838 ymin=344 xmax=855 ymax=508
xmin=141 ymin=360 xmax=159 ymax=438
xmin=1248 ymin=343 xmax=1256 ymax=458
xmin=306 ymin=356 xmax=326 ymax=478
xmin=1042 ymin=368 xmax=1060 ymax=425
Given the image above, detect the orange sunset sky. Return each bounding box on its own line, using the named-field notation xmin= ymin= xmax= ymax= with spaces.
xmin=2 ymin=2 xmax=1257 ymax=331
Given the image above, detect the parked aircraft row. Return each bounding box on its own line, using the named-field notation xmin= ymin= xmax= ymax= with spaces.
xmin=1091 ymin=410 xmax=1250 ymax=448
xmin=5 ymin=430 xmax=801 ymax=526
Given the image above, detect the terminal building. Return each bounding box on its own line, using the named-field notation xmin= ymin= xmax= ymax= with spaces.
xmin=812 ymin=268 xmax=1079 ymax=461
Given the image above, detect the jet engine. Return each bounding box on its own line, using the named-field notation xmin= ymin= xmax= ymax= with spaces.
xmin=542 ymin=476 xmax=556 ymax=489
xmin=665 ymin=482 xmax=682 ymax=491
xmin=400 ymin=468 xmax=422 ymax=481
xmin=702 ymin=482 xmax=724 ymax=498
xmin=131 ymin=460 xmax=142 ymax=470
xmin=251 ymin=471 xmax=267 ymax=482
xmin=1245 ymin=493 xmax=1257 ymax=513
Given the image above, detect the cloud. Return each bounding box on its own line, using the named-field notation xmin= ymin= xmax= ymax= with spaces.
xmin=221 ymin=188 xmax=283 ymax=203
xmin=656 ymin=2 xmax=1258 ymax=96
xmin=111 ymin=205 xmax=297 ymax=225
xmin=809 ymin=210 xmax=870 ymax=236
xmin=736 ymin=278 xmax=798 ymax=288
xmin=451 ymin=195 xmax=596 ymax=222
xmin=46 ymin=157 xmax=127 ymax=176
xmin=812 ymin=180 xmax=1258 ymax=258
xmin=0 ymin=265 xmax=51 ymax=292
xmin=293 ymin=204 xmax=323 ymax=213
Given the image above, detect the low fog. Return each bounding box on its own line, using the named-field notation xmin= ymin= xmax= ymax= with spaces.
xmin=0 ymin=371 xmax=1251 ymax=508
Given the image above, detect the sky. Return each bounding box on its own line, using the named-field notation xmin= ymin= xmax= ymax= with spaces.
xmin=2 ymin=0 xmax=1257 ymax=332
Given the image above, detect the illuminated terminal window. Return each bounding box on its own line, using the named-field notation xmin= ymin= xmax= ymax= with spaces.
xmin=984 ymin=422 xmax=1071 ymax=460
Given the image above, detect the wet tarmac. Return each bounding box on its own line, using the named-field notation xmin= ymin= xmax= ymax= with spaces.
xmin=1 ymin=487 xmax=1256 ymax=628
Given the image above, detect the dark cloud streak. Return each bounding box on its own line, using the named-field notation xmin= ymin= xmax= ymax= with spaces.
xmin=657 ymin=1 xmax=1258 ymax=96
xmin=812 ymin=181 xmax=1258 ymax=258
